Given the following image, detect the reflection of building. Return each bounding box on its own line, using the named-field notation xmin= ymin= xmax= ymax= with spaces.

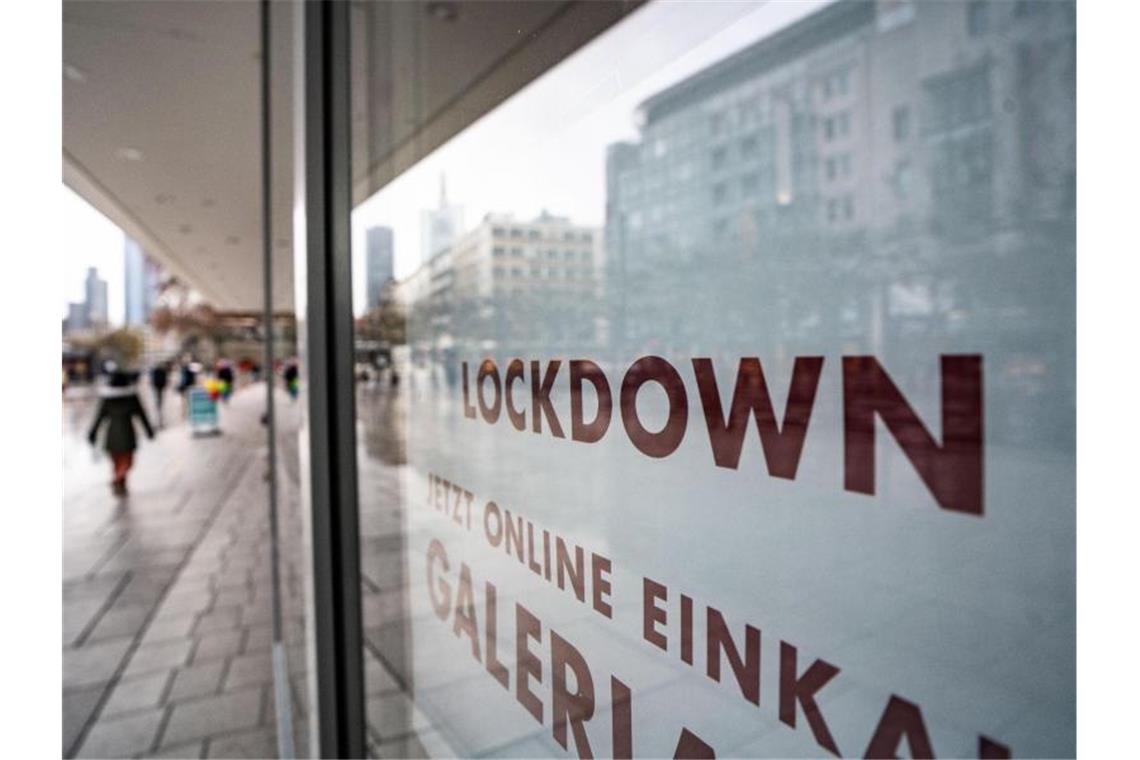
xmin=452 ymin=211 xmax=600 ymax=300
xmin=419 ymin=175 xmax=464 ymax=270
xmin=124 ymin=237 xmax=161 ymax=326
xmin=605 ymin=0 xmax=1074 ymax=362
xmin=399 ymin=211 xmax=603 ymax=356
xmin=64 ymin=302 xmax=88 ymax=334
xmin=65 ymin=265 xmax=111 ymax=335
xmin=365 ymin=226 xmax=394 ymax=311
xmin=85 ymin=266 xmax=109 ymax=327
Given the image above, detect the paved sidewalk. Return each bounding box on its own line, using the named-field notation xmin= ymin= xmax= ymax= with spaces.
xmin=63 ymin=385 xmax=294 ymax=758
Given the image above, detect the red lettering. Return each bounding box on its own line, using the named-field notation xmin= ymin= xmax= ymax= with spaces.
xmin=621 ymin=356 xmax=689 ymax=458
xmin=452 ymin=563 xmax=480 ymax=662
xmin=692 ymin=357 xmax=823 ymax=478
xmin=485 ymin=581 xmax=509 ymax=689
xmin=531 ymin=360 xmax=565 ymax=438
xmin=515 ymin=603 xmax=544 ymax=723
xmin=864 ymin=695 xmax=934 ymax=759
xmin=570 ymin=359 xmax=613 ymax=443
xmin=426 ymin=538 xmax=451 ymax=620
xmin=779 ymin=641 xmax=840 ymax=756
xmin=843 ymin=355 xmax=984 ymax=515
xmin=477 ymin=359 xmax=502 ymax=423
xmin=551 ymin=630 xmax=596 ymax=758
xmin=642 ymin=577 xmax=668 ymax=651
xmin=505 ymin=359 xmax=527 ymax=430
xmin=706 ymin=606 xmax=760 ymax=705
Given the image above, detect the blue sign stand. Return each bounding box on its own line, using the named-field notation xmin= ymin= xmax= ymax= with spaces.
xmin=188 ymin=387 xmax=220 ymax=436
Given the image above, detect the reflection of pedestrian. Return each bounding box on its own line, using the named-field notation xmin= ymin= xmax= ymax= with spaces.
xmin=150 ymin=363 xmax=169 ymax=426
xmin=217 ymin=362 xmax=235 ymax=403
xmin=88 ymin=371 xmax=155 ymax=497
xmin=283 ymin=361 xmax=299 ymax=400
xmin=177 ymin=360 xmax=197 ymax=418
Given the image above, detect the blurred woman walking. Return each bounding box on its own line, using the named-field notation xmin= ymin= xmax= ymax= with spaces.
xmin=88 ymin=370 xmax=155 ymax=496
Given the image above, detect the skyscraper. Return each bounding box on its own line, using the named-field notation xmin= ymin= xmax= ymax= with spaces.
xmin=419 ymin=174 xmax=464 ymax=269
xmin=364 ymin=226 xmax=394 ymax=311
xmin=84 ymin=266 xmax=108 ymax=327
xmin=124 ymin=237 xmax=160 ymax=326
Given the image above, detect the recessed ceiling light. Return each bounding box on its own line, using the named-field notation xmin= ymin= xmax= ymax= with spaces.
xmin=63 ymin=64 xmax=86 ymax=83
xmin=178 ymin=224 xmax=193 ymax=235
xmin=201 ymin=198 xmax=216 ymax=208
xmin=115 ymin=147 xmax=144 ymax=162
xmin=426 ymin=1 xmax=459 ymax=22
xmin=225 ymin=236 xmax=241 ymax=245
xmin=155 ymin=193 xmax=174 ymax=205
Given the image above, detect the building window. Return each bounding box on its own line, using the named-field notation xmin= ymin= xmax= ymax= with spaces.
xmin=492 ymin=247 xmax=504 ymax=257
xmin=843 ymin=195 xmax=854 ymax=220
xmin=892 ymin=106 xmax=910 ymax=143
xmin=825 ymin=157 xmax=836 ymax=181
xmin=711 ymin=147 xmax=727 ymax=169
xmin=740 ymin=135 xmax=758 ymax=155
xmin=710 ymin=112 xmax=725 ymax=136
xmin=925 ymin=65 xmax=992 ymax=134
xmin=968 ymin=1 xmax=989 ymax=36
xmin=511 ymin=248 xmax=523 ymax=257
xmin=509 ymin=228 xmax=523 ymax=238
xmin=492 ymin=226 xmax=505 ymax=237
xmin=712 ymin=183 xmax=727 ymax=203
xmin=823 ymin=118 xmax=834 ymax=141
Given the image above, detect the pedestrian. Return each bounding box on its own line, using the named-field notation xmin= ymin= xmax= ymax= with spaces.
xmin=150 ymin=362 xmax=169 ymax=426
xmin=217 ymin=361 xmax=235 ymax=403
xmin=177 ymin=358 xmax=197 ymax=418
xmin=87 ymin=370 xmax=155 ymax=497
xmin=283 ymin=360 xmax=299 ymax=400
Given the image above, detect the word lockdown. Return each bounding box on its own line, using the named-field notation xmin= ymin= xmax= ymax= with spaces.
xmin=461 ymin=355 xmax=984 ymax=516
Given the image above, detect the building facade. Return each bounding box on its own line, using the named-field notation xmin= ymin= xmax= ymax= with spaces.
xmin=123 ymin=237 xmax=160 ymax=327
xmin=605 ymin=0 xmax=1074 ymax=444
xmin=83 ymin=266 xmax=108 ymax=328
xmin=364 ymin=226 xmax=395 ymax=311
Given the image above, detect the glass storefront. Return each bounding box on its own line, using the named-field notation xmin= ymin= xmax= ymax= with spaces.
xmin=296 ymin=1 xmax=1075 ymax=757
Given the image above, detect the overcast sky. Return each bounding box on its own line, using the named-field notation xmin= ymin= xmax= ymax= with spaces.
xmin=62 ymin=184 xmax=125 ymax=326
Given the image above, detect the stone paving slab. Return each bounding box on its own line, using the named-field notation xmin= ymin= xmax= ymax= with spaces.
xmin=63 ymin=386 xmax=289 ymax=759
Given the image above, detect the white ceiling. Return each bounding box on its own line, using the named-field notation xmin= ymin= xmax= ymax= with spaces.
xmin=63 ymin=0 xmax=294 ymax=311
xmin=62 ymin=0 xmax=636 ymax=312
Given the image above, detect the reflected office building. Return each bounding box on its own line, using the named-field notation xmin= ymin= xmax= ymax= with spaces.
xmin=399 ymin=211 xmax=602 ymax=374
xmin=605 ymin=0 xmax=1074 ymax=448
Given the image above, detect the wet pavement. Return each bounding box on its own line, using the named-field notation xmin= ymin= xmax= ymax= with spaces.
xmin=63 ymin=383 xmax=297 ymax=758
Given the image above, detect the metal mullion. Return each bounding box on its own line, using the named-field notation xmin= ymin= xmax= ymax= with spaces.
xmin=296 ymin=1 xmax=365 ymax=756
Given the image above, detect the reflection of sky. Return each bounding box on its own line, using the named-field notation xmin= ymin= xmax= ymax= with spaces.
xmin=350 ymin=0 xmax=834 ymax=312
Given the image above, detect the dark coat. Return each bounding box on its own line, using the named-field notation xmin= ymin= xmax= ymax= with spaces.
xmin=88 ymin=391 xmax=155 ymax=453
